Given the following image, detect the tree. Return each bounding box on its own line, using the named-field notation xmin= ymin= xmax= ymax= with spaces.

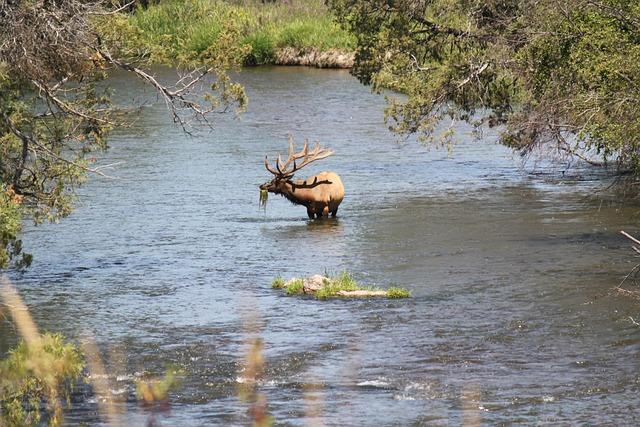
xmin=329 ymin=0 xmax=640 ymax=176
xmin=0 ymin=0 xmax=248 ymax=268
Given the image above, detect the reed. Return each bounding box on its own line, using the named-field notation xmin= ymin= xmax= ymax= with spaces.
xmin=127 ymin=0 xmax=227 ymax=59
xmin=127 ymin=0 xmax=355 ymax=65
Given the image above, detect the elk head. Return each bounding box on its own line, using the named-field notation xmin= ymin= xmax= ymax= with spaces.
xmin=260 ymin=136 xmax=344 ymax=219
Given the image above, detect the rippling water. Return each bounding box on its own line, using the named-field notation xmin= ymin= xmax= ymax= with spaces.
xmin=5 ymin=66 xmax=640 ymax=426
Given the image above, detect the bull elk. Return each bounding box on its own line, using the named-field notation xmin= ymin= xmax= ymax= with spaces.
xmin=260 ymin=136 xmax=344 ymax=219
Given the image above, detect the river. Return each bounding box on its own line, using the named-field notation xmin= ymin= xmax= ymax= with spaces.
xmin=4 ymin=66 xmax=640 ymax=426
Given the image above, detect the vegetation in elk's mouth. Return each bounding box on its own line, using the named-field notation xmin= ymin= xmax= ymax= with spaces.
xmin=259 ymin=189 xmax=268 ymax=210
xmin=270 ymin=270 xmax=412 ymax=299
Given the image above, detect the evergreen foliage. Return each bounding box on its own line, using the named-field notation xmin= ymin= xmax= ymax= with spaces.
xmin=329 ymin=0 xmax=640 ymax=177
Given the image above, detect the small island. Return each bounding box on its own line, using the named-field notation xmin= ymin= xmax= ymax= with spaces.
xmin=270 ymin=271 xmax=411 ymax=299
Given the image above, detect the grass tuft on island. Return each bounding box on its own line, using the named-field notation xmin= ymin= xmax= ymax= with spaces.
xmin=270 ymin=271 xmax=411 ymax=299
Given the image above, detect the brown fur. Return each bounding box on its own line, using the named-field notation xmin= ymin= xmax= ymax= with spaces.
xmin=260 ymin=171 xmax=344 ymax=219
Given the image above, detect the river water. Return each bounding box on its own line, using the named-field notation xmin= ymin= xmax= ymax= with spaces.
xmin=4 ymin=66 xmax=640 ymax=426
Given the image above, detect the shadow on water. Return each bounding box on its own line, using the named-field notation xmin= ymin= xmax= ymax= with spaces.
xmin=5 ymin=66 xmax=640 ymax=426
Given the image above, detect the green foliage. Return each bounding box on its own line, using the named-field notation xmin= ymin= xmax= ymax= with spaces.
xmin=275 ymin=16 xmax=353 ymax=51
xmin=314 ymin=282 xmax=349 ymax=299
xmin=285 ymin=278 xmax=304 ymax=295
xmin=127 ymin=0 xmax=227 ymax=61
xmin=0 ymin=74 xmax=111 ymax=223
xmin=243 ymin=32 xmax=276 ymax=66
xmin=274 ymin=270 xmax=411 ymax=299
xmin=0 ymin=0 xmax=118 ymax=268
xmin=269 ymin=276 xmax=285 ymax=289
xmin=508 ymin=1 xmax=640 ymax=171
xmin=335 ymin=269 xmax=358 ymax=290
xmin=387 ymin=286 xmax=412 ymax=298
xmin=0 ymin=333 xmax=84 ymax=426
xmin=0 ymin=1 xmax=117 ymax=268
xmin=329 ymin=0 xmax=640 ymax=178
xmin=0 ymin=186 xmax=29 ymax=269
xmin=126 ymin=0 xmax=355 ymax=66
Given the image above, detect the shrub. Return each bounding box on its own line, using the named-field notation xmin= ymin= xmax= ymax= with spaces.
xmin=387 ymin=287 xmax=412 ymax=298
xmin=0 ymin=333 xmax=84 ymax=426
xmin=243 ymin=32 xmax=276 ymax=65
xmin=285 ymin=278 xmax=304 ymax=295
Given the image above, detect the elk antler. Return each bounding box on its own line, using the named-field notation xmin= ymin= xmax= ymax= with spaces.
xmin=265 ymin=135 xmax=335 ymax=177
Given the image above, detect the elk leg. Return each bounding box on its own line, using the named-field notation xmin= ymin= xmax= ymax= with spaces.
xmin=307 ymin=207 xmax=315 ymax=219
xmin=331 ymin=207 xmax=338 ymax=218
xmin=322 ymin=206 xmax=330 ymax=218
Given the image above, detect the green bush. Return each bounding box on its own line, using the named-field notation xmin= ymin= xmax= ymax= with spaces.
xmin=285 ymin=278 xmax=304 ymax=295
xmin=243 ymin=31 xmax=276 ymax=65
xmin=387 ymin=287 xmax=412 ymax=298
xmin=0 ymin=333 xmax=84 ymax=426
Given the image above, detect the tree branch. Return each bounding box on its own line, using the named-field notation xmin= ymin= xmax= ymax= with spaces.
xmin=32 ymin=80 xmax=116 ymax=126
xmin=95 ymin=47 xmax=226 ymax=131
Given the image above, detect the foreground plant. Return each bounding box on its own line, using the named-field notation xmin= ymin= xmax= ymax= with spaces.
xmin=0 ymin=278 xmax=84 ymax=426
xmin=0 ymin=333 xmax=84 ymax=426
xmin=237 ymin=338 xmax=273 ymax=427
xmin=1 ymin=276 xmax=190 ymax=426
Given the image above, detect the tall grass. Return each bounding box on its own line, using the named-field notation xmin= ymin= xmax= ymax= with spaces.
xmin=128 ymin=0 xmax=227 ymax=59
xmin=127 ymin=0 xmax=355 ymax=65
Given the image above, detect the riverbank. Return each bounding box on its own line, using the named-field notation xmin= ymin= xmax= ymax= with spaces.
xmin=125 ymin=0 xmax=355 ymax=68
xmin=273 ymin=47 xmax=354 ymax=68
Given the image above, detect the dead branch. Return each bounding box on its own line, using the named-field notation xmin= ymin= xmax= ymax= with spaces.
xmin=617 ymin=230 xmax=640 ymax=301
xmin=95 ymin=47 xmax=235 ymax=131
xmin=621 ymin=230 xmax=640 ymax=247
xmin=32 ymin=80 xmax=116 ymax=126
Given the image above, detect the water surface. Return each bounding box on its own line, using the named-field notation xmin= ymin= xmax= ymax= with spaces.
xmin=5 ymin=66 xmax=640 ymax=426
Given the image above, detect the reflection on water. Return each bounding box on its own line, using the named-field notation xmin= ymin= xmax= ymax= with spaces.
xmin=4 ymin=66 xmax=640 ymax=426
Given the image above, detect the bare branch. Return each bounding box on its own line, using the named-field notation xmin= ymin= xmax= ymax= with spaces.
xmin=96 ymin=47 xmax=229 ymax=130
xmin=621 ymin=230 xmax=640 ymax=247
xmin=90 ymin=0 xmax=137 ymax=16
xmin=32 ymin=80 xmax=116 ymax=126
xmin=456 ymin=62 xmax=490 ymax=90
xmin=0 ymin=101 xmax=120 ymax=185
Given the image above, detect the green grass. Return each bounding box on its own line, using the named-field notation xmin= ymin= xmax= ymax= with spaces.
xmin=335 ymin=269 xmax=358 ymax=290
xmin=272 ymin=270 xmax=412 ymax=299
xmin=128 ymin=0 xmax=226 ymax=59
xmin=270 ymin=276 xmax=285 ymax=289
xmin=285 ymin=278 xmax=304 ymax=295
xmin=243 ymin=31 xmax=276 ymax=65
xmin=126 ymin=0 xmax=356 ymax=65
xmin=387 ymin=286 xmax=413 ymax=298
xmin=0 ymin=333 xmax=84 ymax=425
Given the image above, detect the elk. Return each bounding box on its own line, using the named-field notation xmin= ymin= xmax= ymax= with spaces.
xmin=260 ymin=136 xmax=344 ymax=219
